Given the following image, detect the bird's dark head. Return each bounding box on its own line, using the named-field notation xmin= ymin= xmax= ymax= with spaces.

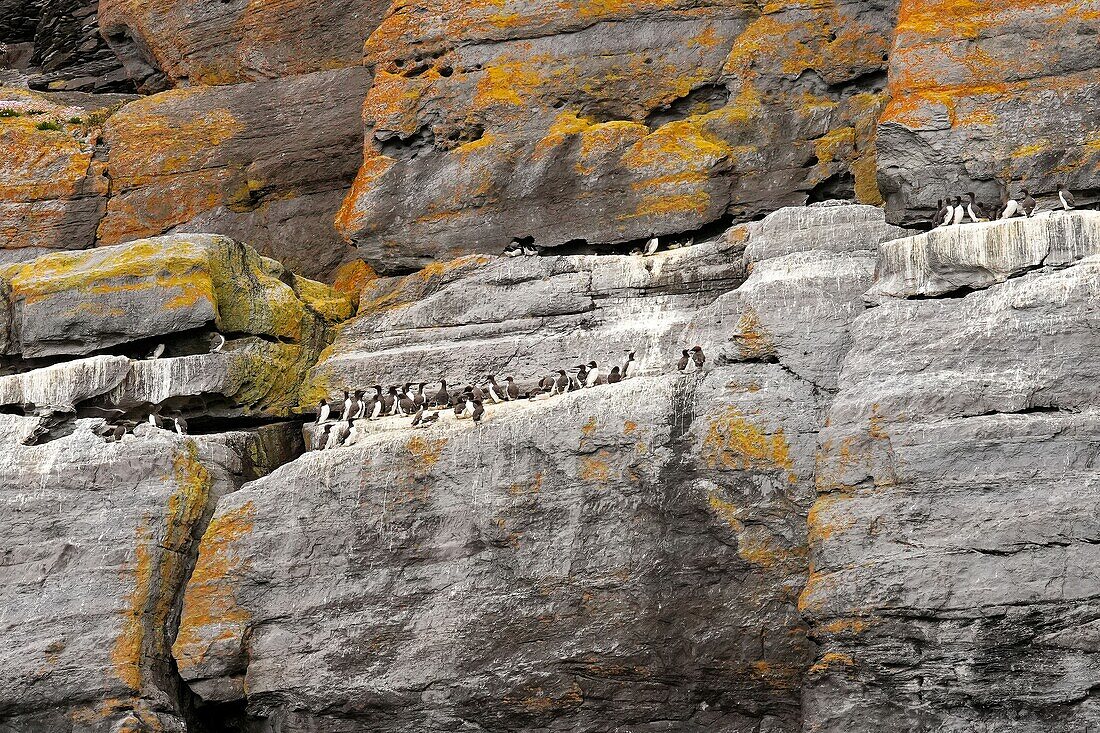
xmin=320 ymin=399 xmax=327 ymax=405
xmin=1021 ymin=188 xmax=1030 ymax=195
xmin=692 ymin=346 xmax=703 ymax=352
xmin=588 ymin=361 xmax=597 ymax=368
xmin=955 ymin=196 xmax=962 ymax=204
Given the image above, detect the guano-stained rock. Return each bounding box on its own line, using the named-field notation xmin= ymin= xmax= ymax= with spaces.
xmin=866 ymin=211 xmax=1100 ymax=301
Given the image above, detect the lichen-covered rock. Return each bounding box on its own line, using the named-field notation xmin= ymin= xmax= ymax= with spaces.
xmin=336 ymin=0 xmax=898 ymax=272
xmin=98 ymin=0 xmax=387 ymax=91
xmin=176 ymin=367 xmax=819 ymax=730
xmin=0 ymin=88 xmax=109 ymax=252
xmin=803 ymin=252 xmax=1100 ymax=731
xmin=0 ymin=418 xmax=290 ymax=732
xmin=0 ymin=233 xmax=350 ymax=360
xmin=876 ymin=0 xmax=1100 ymax=224
xmin=866 ymin=211 xmax=1100 ymax=301
xmin=98 ymin=68 xmax=370 ymax=280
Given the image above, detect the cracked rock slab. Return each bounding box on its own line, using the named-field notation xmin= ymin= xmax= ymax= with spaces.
xmin=865 ymin=211 xmax=1100 ymax=302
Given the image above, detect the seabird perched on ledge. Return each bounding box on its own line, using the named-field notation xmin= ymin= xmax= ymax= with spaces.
xmin=1058 ymin=183 xmax=1076 ymax=211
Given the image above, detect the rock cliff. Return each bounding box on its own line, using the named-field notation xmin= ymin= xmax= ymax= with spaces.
xmin=2 ymin=0 xmax=1097 ymax=278
xmin=2 ymin=0 xmax=1100 ymax=729
xmin=4 ymin=205 xmax=1097 ymax=731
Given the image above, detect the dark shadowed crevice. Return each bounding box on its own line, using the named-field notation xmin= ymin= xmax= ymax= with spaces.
xmin=645 ymin=83 xmax=731 ymax=129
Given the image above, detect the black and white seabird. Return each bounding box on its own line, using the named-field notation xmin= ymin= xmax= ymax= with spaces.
xmin=585 ymin=361 xmax=600 ymax=388
xmin=325 ymin=420 xmax=350 ymax=450
xmin=422 ymin=411 xmax=440 ymax=425
xmin=431 ymin=380 xmax=450 ymax=407
xmin=677 ymin=349 xmax=690 ymax=372
xmin=552 ymin=369 xmax=570 ymax=396
xmin=414 ymin=383 xmax=429 ymax=408
xmin=147 ymin=343 xmax=166 ymax=360
xmin=315 ymin=399 xmax=330 ymax=425
xmin=398 ymin=390 xmax=417 ymax=415
xmin=341 ymin=390 xmax=352 ymax=419
xmin=486 ymin=376 xmax=505 ymax=403
xmin=370 ymin=390 xmax=384 ymax=420
xmin=621 ymin=351 xmax=635 ymax=379
xmin=1000 ymin=191 xmax=1022 ymax=219
xmin=574 ymin=363 xmax=589 ymax=388
xmin=346 ymin=391 xmax=361 ymax=422
xmin=966 ymin=192 xmax=987 ymax=223
xmin=210 ymin=333 xmax=226 ymax=353
xmin=472 ymin=400 xmax=485 ymax=424
xmin=353 ymin=390 xmax=368 ymax=420
xmin=383 ymin=387 xmax=398 ymax=416
xmin=505 ymin=376 xmax=520 ymax=401
xmin=607 ymin=366 xmax=622 ymax=384
xmin=691 ymin=346 xmax=706 ymax=371
xmin=951 ymin=196 xmax=966 ymax=225
xmin=468 ymin=384 xmax=486 ymax=401
xmin=173 ymin=416 xmax=188 ymax=435
xmin=644 ymin=236 xmax=660 ymax=256
xmin=935 ymin=198 xmax=953 ymax=228
xmin=1021 ymin=189 xmax=1037 ymax=217
xmin=1058 ymin=184 xmax=1075 ymax=211
xmin=931 ymin=199 xmax=944 ymax=226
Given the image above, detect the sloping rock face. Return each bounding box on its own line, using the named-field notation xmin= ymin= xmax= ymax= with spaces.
xmin=0 ymin=421 xmax=282 ymax=732
xmin=176 ymin=369 xmax=820 ymax=731
xmin=0 ymin=235 xmax=351 ymax=731
xmin=3 ymin=206 xmax=1100 ymax=731
xmin=335 ymin=0 xmax=899 ymax=271
xmin=164 ymin=204 xmax=889 ymax=730
xmin=97 ymin=0 xmax=388 ymax=91
xmin=97 ymin=68 xmax=371 ymax=280
xmin=876 ymin=0 xmax=1100 ymax=223
xmin=803 ymin=247 xmax=1100 ymax=732
xmin=0 ymin=88 xmax=111 ymax=254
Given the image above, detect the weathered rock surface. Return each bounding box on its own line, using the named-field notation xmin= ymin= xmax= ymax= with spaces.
xmin=335 ymin=0 xmax=899 ymax=271
xmin=98 ymin=0 xmax=388 ymax=91
xmin=0 ymin=0 xmax=133 ymax=92
xmin=177 ymin=367 xmax=820 ymax=731
xmin=0 ymin=88 xmax=110 ymax=252
xmin=804 ymin=249 xmax=1100 ymax=732
xmin=876 ymin=0 xmax=1100 ymax=223
xmin=98 ymin=68 xmax=369 ymax=280
xmin=866 ymin=211 xmax=1100 ymax=301
xmin=0 ymin=416 xmax=301 ymax=732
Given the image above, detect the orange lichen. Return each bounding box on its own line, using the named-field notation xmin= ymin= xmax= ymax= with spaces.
xmin=475 ymin=62 xmax=544 ymax=107
xmin=114 ymin=442 xmax=215 ymax=690
xmin=407 ymin=436 xmax=448 ymax=470
xmin=806 ymin=493 xmax=856 ymax=545
xmin=809 ymin=651 xmax=855 ymax=674
xmin=706 ymin=491 xmax=744 ymax=531
xmin=173 ymin=500 xmax=255 ymax=673
xmin=702 ymin=407 xmax=795 ymax=481
xmin=736 ymin=307 xmax=776 ymax=360
xmin=623 ymin=421 xmax=637 ymax=433
xmin=818 ymin=617 xmax=870 ymax=635
xmin=579 ymin=451 xmax=611 ymax=482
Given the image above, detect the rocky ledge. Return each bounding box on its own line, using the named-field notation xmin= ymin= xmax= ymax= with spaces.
xmin=2 ymin=206 xmax=1100 ymax=732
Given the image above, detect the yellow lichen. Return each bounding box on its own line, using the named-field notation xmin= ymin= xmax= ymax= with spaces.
xmin=701 ymin=407 xmax=795 ymax=481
